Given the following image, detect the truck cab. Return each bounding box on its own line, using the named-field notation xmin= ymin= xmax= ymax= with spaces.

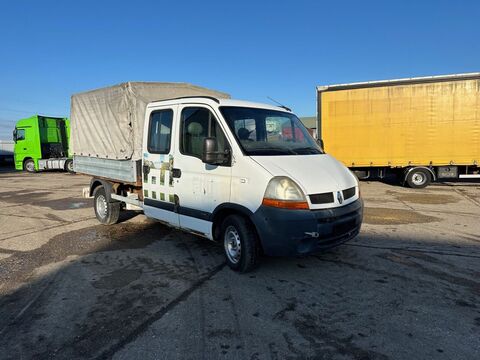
xmin=91 ymin=97 xmax=363 ymax=272
xmin=13 ymin=115 xmax=73 ymax=172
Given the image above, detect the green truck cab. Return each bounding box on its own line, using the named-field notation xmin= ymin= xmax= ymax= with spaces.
xmin=13 ymin=115 xmax=73 ymax=172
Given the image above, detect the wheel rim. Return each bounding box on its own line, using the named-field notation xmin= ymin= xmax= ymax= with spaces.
xmin=411 ymin=172 xmax=426 ymax=186
xmin=26 ymin=161 xmax=34 ymax=172
xmin=224 ymin=225 xmax=241 ymax=264
xmin=67 ymin=161 xmax=73 ymax=171
xmin=96 ymin=194 xmax=108 ymax=219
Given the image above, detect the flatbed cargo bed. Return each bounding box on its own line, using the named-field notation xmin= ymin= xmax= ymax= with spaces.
xmin=71 ymin=82 xmax=229 ymax=180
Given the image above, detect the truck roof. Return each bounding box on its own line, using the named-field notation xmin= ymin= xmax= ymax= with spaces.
xmin=317 ymin=72 xmax=480 ymax=92
xmin=147 ymin=97 xmax=292 ymax=113
xmin=15 ymin=115 xmax=67 ymax=128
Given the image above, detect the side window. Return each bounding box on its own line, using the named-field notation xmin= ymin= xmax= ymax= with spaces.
xmin=148 ymin=110 xmax=173 ymax=154
xmin=16 ymin=129 xmax=26 ymax=141
xmin=180 ymin=107 xmax=229 ymax=159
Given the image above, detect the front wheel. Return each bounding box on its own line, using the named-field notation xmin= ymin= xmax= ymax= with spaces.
xmin=24 ymin=159 xmax=36 ymax=173
xmin=406 ymin=168 xmax=432 ymax=189
xmin=221 ymin=215 xmax=260 ymax=273
xmin=93 ymin=186 xmax=120 ymax=225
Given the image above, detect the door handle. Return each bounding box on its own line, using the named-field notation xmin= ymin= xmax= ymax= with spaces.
xmin=171 ymin=168 xmax=182 ymax=178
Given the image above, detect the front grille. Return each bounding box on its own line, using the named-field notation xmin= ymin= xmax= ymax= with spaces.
xmin=309 ymin=192 xmax=334 ymax=204
xmin=342 ymin=187 xmax=356 ymax=200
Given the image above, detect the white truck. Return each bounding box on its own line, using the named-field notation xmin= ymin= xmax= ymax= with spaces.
xmin=0 ymin=140 xmax=14 ymax=164
xmin=72 ymin=82 xmax=363 ymax=272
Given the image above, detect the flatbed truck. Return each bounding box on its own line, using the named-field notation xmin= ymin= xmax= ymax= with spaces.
xmin=72 ymin=82 xmax=363 ymax=272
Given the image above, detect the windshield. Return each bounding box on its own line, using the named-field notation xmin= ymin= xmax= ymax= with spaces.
xmin=220 ymin=106 xmax=323 ymax=156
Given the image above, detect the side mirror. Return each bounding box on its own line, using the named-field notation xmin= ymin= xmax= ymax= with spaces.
xmin=202 ymin=137 xmax=230 ymax=165
xmin=12 ymin=129 xmax=17 ymax=143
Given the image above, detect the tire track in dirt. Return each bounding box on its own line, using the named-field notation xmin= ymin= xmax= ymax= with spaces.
xmin=98 ymin=261 xmax=226 ymax=359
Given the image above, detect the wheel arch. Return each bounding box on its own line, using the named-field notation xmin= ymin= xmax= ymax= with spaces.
xmin=403 ymin=166 xmax=436 ymax=183
xmin=89 ymin=178 xmax=119 ymax=202
xmin=22 ymin=157 xmax=34 ymax=166
xmin=211 ymin=203 xmax=256 ymax=242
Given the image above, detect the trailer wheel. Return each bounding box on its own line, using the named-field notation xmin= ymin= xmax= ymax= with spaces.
xmin=221 ymin=215 xmax=259 ymax=273
xmin=24 ymin=159 xmax=36 ymax=173
xmin=93 ymin=186 xmax=120 ymax=225
xmin=406 ymin=168 xmax=432 ymax=189
xmin=64 ymin=159 xmax=75 ymax=173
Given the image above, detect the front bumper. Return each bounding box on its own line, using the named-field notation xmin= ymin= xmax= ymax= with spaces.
xmin=251 ymin=198 xmax=363 ymax=256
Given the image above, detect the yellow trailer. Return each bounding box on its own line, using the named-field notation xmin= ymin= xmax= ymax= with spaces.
xmin=317 ymin=73 xmax=480 ymax=188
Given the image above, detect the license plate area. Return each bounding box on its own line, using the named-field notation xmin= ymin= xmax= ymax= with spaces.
xmin=333 ymin=219 xmax=356 ymax=236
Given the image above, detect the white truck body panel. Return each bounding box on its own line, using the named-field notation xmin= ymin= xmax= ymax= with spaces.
xmin=251 ymin=154 xmax=358 ymax=209
xmin=82 ymin=93 xmax=363 ymax=262
xmin=140 ymin=97 xmax=360 ymax=238
xmin=0 ymin=140 xmax=14 ymax=156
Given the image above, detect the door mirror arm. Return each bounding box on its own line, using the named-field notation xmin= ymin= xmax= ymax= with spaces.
xmin=316 ymin=138 xmax=324 ymax=151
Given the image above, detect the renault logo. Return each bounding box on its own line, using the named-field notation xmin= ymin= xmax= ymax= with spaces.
xmin=337 ymin=191 xmax=343 ymax=204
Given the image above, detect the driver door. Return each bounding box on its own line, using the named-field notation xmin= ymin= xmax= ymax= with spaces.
xmin=173 ymin=105 xmax=232 ymax=238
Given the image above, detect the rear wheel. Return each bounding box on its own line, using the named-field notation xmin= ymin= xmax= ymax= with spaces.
xmin=64 ymin=159 xmax=74 ymax=173
xmin=94 ymin=186 xmax=120 ymax=225
xmin=221 ymin=215 xmax=259 ymax=273
xmin=406 ymin=168 xmax=432 ymax=188
xmin=24 ymin=159 xmax=36 ymax=173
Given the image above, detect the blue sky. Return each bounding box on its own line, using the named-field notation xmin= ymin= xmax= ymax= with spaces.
xmin=0 ymin=0 xmax=479 ymax=139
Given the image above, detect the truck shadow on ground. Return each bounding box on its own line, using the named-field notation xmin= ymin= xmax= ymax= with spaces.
xmin=0 ymin=219 xmax=479 ymax=360
xmin=362 ymin=174 xmax=480 ymax=189
xmin=0 ymin=164 xmax=17 ymax=174
xmin=0 ymin=188 xmax=92 ymax=210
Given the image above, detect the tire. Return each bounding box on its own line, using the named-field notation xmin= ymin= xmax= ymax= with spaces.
xmin=221 ymin=215 xmax=260 ymax=273
xmin=93 ymin=186 xmax=120 ymax=225
xmin=406 ymin=168 xmax=432 ymax=189
xmin=24 ymin=159 xmax=36 ymax=173
xmin=64 ymin=159 xmax=75 ymax=173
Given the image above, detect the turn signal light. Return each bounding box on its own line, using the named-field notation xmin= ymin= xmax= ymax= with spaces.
xmin=262 ymin=198 xmax=309 ymax=210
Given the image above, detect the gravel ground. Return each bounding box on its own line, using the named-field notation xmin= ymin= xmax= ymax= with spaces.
xmin=0 ymin=166 xmax=479 ymax=360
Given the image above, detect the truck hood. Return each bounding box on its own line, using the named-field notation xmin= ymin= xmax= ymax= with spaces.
xmin=251 ymin=154 xmax=357 ymax=195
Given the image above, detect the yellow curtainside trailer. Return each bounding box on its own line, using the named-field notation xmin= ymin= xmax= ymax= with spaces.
xmin=317 ymin=73 xmax=480 ymax=188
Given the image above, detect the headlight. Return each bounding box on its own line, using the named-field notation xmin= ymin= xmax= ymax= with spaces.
xmin=262 ymin=177 xmax=308 ymax=210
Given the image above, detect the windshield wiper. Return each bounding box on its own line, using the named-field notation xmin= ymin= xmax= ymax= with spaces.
xmin=290 ymin=147 xmax=322 ymax=154
xmin=248 ymin=147 xmax=297 ymax=155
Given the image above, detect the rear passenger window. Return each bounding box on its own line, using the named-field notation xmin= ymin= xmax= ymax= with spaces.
xmin=148 ymin=110 xmax=173 ymax=154
xmin=180 ymin=107 xmax=229 ymax=160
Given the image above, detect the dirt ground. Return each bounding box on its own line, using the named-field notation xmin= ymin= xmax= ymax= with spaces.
xmin=0 ymin=166 xmax=479 ymax=360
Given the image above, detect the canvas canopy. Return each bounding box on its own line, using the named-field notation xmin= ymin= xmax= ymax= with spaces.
xmin=71 ymin=82 xmax=230 ymax=161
